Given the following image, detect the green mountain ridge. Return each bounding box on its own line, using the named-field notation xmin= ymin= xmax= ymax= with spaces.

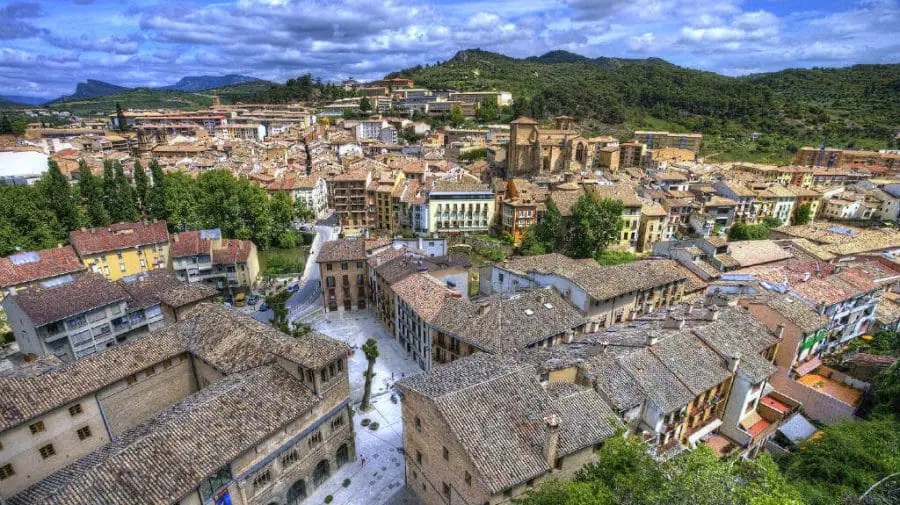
xmin=388 ymin=49 xmax=900 ymax=162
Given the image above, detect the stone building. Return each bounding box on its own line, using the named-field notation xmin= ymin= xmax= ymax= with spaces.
xmin=397 ymin=353 xmax=621 ymax=505
xmin=316 ymin=239 xmax=368 ymax=312
xmin=0 ymin=305 xmax=353 ymax=505
xmin=634 ymin=131 xmax=702 ymax=153
xmin=490 ymin=254 xmax=688 ymax=329
xmin=506 ymin=116 xmax=616 ymax=176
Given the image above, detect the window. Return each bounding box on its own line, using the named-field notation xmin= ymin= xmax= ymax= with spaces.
xmin=306 ymin=370 xmax=314 ymax=383
xmin=416 ymin=450 xmax=422 ymax=464
xmin=442 ymin=446 xmax=449 ymax=460
xmin=308 ymin=431 xmax=323 ymax=447
xmin=337 ymin=359 xmax=343 ymax=372
xmin=415 ymin=416 xmax=421 ymax=432
xmin=329 ymin=363 xmax=335 ymax=378
xmin=341 ymin=262 xmax=348 ymax=270
xmin=465 ymin=471 xmax=472 ymax=486
xmin=443 ymin=482 xmax=451 ymax=498
xmin=326 ymin=263 xmax=333 ymax=271
xmin=332 ymin=415 xmax=345 ymax=429
xmin=320 ymin=369 xmax=327 ymax=383
xmin=162 ymin=358 xmax=173 ymax=369
xmin=144 ymin=365 xmax=155 ymax=377
xmin=69 ymin=404 xmax=83 ymax=416
xmin=539 ymin=371 xmax=550 ymax=383
xmin=39 ymin=444 xmax=56 ymax=459
xmin=326 ymin=276 xmax=335 ymax=288
xmin=252 ymin=469 xmax=272 ymax=491
xmin=282 ymin=449 xmax=299 ymax=467
xmin=126 ymin=374 xmax=137 ymax=385
xmin=356 ymin=261 xmax=363 ymax=268
xmin=29 ymin=421 xmax=45 ymax=434
xmin=76 ymin=426 xmax=92 ymax=440
xmin=0 ymin=464 xmax=13 ymax=480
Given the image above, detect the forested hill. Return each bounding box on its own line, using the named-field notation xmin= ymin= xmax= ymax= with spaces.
xmin=387 ymin=49 xmax=900 ymax=160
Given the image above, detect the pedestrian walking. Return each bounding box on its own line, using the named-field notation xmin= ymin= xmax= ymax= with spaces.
xmin=360 ymin=456 xmax=366 ymax=466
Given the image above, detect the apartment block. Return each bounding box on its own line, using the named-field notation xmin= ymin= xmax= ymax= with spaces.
xmin=634 ymin=131 xmax=703 ymax=152
xmin=317 ymin=239 xmax=368 ymax=312
xmin=170 ymin=229 xmax=260 ymax=292
xmin=427 ymin=176 xmax=495 ymax=234
xmin=1 ymin=271 xmax=214 ymax=362
xmin=69 ymin=220 xmax=170 ymax=281
xmin=332 ymin=169 xmax=372 ymax=229
xmin=0 ymin=246 xmax=85 ymax=300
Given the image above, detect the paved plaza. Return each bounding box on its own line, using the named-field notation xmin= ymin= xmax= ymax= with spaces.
xmin=302 ymin=309 xmax=424 ymax=505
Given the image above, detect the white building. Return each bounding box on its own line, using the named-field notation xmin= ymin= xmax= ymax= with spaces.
xmin=0 ymin=151 xmax=49 ymax=185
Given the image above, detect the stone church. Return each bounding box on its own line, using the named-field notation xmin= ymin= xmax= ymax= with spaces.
xmin=506 ymin=116 xmax=618 ymax=176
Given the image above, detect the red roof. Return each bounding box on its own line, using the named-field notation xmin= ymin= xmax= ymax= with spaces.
xmin=170 ymin=231 xmax=211 ymax=258
xmin=70 ymin=221 xmax=169 ymax=255
xmin=747 ymin=417 xmax=772 ymax=438
xmin=212 ymin=239 xmax=253 ymax=264
xmin=0 ymin=246 xmax=85 ymax=288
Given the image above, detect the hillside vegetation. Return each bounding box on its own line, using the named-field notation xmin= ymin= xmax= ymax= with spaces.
xmin=48 ymin=89 xmax=212 ymax=117
xmin=388 ymin=49 xmax=900 ymax=162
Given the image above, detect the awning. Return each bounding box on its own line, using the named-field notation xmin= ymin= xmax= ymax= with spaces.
xmin=688 ymin=418 xmax=723 ymax=446
xmin=794 ymin=357 xmax=822 ymax=377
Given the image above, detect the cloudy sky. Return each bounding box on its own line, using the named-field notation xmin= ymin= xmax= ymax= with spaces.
xmin=2 ymin=0 xmax=898 ymax=99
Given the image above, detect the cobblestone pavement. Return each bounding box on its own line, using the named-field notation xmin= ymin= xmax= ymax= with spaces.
xmin=302 ymin=310 xmax=424 ymax=505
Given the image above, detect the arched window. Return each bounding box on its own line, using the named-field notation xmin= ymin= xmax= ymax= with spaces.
xmin=336 ymin=443 xmax=350 ymax=468
xmin=313 ymin=459 xmax=330 ymax=487
xmin=287 ymin=479 xmax=307 ymax=505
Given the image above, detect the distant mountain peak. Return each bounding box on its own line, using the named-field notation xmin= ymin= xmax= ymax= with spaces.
xmin=160 ymin=74 xmax=262 ymax=92
xmin=68 ymin=80 xmax=131 ymax=100
xmin=527 ymin=50 xmax=590 ymax=63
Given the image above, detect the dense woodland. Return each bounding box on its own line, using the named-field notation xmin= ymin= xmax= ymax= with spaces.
xmin=0 ymin=161 xmax=314 ymax=257
xmin=389 ymin=50 xmax=900 ymax=162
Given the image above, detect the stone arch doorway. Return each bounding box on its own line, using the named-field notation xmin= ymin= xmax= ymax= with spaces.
xmin=336 ymin=443 xmax=349 ymax=468
xmin=287 ymin=479 xmax=307 ymax=505
xmin=313 ymin=459 xmax=330 ymax=487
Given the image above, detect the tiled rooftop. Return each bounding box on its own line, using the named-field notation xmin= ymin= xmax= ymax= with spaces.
xmin=316 ymin=239 xmax=367 ymax=263
xmin=0 ymin=246 xmax=84 ymax=289
xmin=70 ymin=220 xmax=169 ymax=255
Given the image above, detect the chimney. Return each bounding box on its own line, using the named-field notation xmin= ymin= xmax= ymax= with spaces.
xmin=774 ymin=324 xmax=785 ymax=339
xmin=727 ymin=354 xmax=741 ymax=373
xmin=647 ymin=334 xmax=660 ymax=346
xmin=537 ymin=293 xmax=546 ymax=304
xmin=477 ymin=303 xmax=491 ymax=316
xmin=543 ymin=414 xmax=560 ymax=469
xmin=707 ymin=306 xmax=720 ymax=321
xmin=686 ymin=304 xmax=694 ymax=315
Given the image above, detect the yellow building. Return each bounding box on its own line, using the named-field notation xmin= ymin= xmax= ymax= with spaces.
xmin=586 ymin=184 xmax=643 ymax=250
xmin=70 ymin=221 xmax=170 ymax=281
xmin=787 ymin=186 xmax=823 ymax=222
xmin=638 ymin=200 xmax=668 ymax=253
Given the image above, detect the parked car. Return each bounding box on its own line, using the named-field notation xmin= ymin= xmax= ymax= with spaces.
xmin=246 ymin=294 xmax=260 ymax=306
xmin=259 ymin=302 xmax=269 ymax=312
xmin=287 ymin=283 xmax=300 ymax=293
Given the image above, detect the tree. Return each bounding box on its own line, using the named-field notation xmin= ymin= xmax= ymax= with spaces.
xmin=0 ymin=185 xmax=66 ymax=256
xmin=77 ymin=159 xmax=110 ymax=227
xmin=269 ymin=191 xmax=297 ymax=248
xmin=38 ymin=160 xmax=81 ymax=232
xmin=113 ymin=162 xmax=139 ymax=222
xmin=266 ymin=289 xmax=292 ymax=333
xmin=294 ymin=198 xmax=315 ymax=222
xmin=519 ymin=435 xmax=805 ymax=505
xmin=781 ymin=416 xmax=900 ymax=505
xmin=163 ymin=172 xmax=201 ymax=232
xmin=359 ymin=96 xmax=371 ymax=113
xmin=567 ymin=195 xmax=623 ymax=259
xmin=793 ymin=202 xmax=813 ymax=225
xmin=132 ymin=160 xmax=149 ymax=211
xmin=360 ymin=338 xmax=379 ymax=411
xmin=518 ymin=227 xmax=547 ymax=256
xmin=115 ymin=102 xmax=128 ymax=131
xmin=763 ymin=216 xmax=782 ymax=228
xmin=729 ymin=222 xmax=770 ymax=241
xmin=533 ymin=199 xmax=563 ymax=252
xmin=477 ymin=96 xmax=499 ymax=123
xmin=449 ymin=104 xmax=465 ymax=127
xmin=147 ymin=159 xmax=168 ymax=220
